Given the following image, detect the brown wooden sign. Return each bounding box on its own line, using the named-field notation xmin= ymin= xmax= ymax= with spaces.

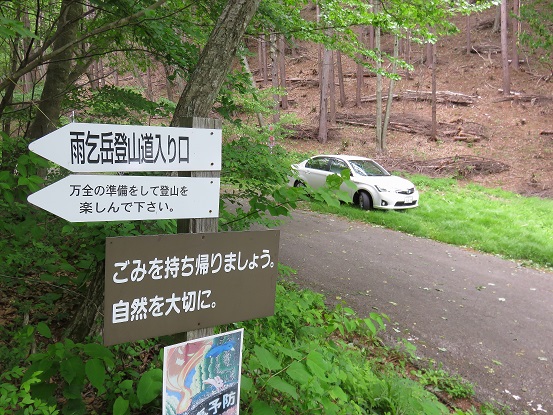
xmin=103 ymin=230 xmax=279 ymax=345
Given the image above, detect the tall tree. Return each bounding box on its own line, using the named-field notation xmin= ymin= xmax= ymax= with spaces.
xmin=68 ymin=0 xmax=262 ymax=342
xmin=27 ymin=0 xmax=82 ymax=140
xmin=172 ymin=0 xmax=261 ymax=120
xmin=512 ymin=0 xmax=521 ymax=70
xmin=375 ymin=19 xmax=383 ymax=152
xmin=501 ymin=0 xmax=511 ymax=96
xmin=318 ymin=47 xmax=331 ymax=142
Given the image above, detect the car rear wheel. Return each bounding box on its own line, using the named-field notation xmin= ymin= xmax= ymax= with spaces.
xmin=358 ymin=191 xmax=372 ymax=210
xmin=294 ymin=180 xmax=306 ymax=188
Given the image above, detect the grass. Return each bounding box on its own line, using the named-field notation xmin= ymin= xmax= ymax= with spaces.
xmin=309 ymin=175 xmax=553 ymax=269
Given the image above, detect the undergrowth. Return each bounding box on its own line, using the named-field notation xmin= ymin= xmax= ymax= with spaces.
xmin=0 ymin=281 xmax=498 ymax=415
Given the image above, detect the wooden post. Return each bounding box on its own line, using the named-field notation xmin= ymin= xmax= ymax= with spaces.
xmin=176 ymin=116 xmax=222 ymax=341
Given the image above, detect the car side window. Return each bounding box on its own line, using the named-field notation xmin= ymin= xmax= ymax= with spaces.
xmin=330 ymin=158 xmax=349 ymax=174
xmin=306 ymin=157 xmax=330 ymax=171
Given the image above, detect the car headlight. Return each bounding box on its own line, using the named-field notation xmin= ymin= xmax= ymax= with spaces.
xmin=375 ymin=185 xmax=389 ymax=192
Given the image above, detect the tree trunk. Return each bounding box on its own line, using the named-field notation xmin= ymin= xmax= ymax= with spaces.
xmin=329 ymin=51 xmax=336 ymax=125
xmin=375 ymin=22 xmax=383 ymax=152
xmin=501 ymin=0 xmax=510 ymax=96
xmin=65 ymin=261 xmax=105 ymax=342
xmin=405 ymin=30 xmax=411 ymax=78
xmin=146 ymin=66 xmax=153 ymax=100
xmin=336 ymin=51 xmax=346 ymax=107
xmin=368 ymin=0 xmax=375 ymax=49
xmin=431 ymin=42 xmax=438 ymax=141
xmin=270 ymin=33 xmax=280 ymax=123
xmin=318 ymin=47 xmax=331 ymax=143
xmin=164 ymin=64 xmax=174 ymax=101
xmin=512 ymin=0 xmax=520 ymax=70
xmin=171 ymin=0 xmax=260 ymax=342
xmin=425 ymin=43 xmax=433 ymax=67
xmin=382 ymin=35 xmax=399 ymax=151
xmin=356 ymin=58 xmax=363 ymax=107
xmin=98 ymin=59 xmax=105 ymax=88
xmin=68 ymin=0 xmax=261 ymax=344
xmin=27 ymin=0 xmax=83 ymax=140
xmin=172 ymin=0 xmax=262 ymax=120
xmin=242 ymin=55 xmax=265 ymax=127
xmin=259 ymin=35 xmax=268 ymax=86
xmin=493 ymin=4 xmax=501 ymax=33
xmin=368 ymin=26 xmax=375 ymax=49
xmin=278 ymin=35 xmax=288 ymax=110
xmin=355 ymin=28 xmax=364 ymax=107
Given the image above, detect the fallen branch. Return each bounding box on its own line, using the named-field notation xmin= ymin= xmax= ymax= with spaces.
xmin=493 ymin=93 xmax=553 ymax=104
xmin=376 ymin=155 xmax=510 ymax=178
xmin=402 ymin=90 xmax=477 ymax=105
xmin=335 ymin=113 xmax=487 ymax=140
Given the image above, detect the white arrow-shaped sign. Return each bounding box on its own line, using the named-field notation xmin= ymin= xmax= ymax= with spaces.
xmin=28 ymin=123 xmax=221 ymax=172
xmin=28 ymin=175 xmax=220 ymax=222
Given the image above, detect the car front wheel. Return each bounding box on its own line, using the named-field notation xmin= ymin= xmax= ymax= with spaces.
xmin=358 ymin=191 xmax=373 ymax=210
xmin=294 ymin=180 xmax=306 ymax=188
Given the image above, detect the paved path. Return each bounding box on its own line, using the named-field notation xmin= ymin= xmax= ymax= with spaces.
xmin=273 ymin=210 xmax=553 ymax=413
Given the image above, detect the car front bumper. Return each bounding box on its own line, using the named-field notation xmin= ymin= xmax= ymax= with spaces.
xmin=375 ymin=191 xmax=419 ymax=210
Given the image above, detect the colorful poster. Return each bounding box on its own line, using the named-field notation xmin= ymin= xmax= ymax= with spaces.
xmin=163 ymin=329 xmax=244 ymax=415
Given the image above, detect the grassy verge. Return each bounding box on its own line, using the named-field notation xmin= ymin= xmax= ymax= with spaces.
xmin=310 ymin=175 xmax=553 ymax=270
xmin=223 ymin=280 xmax=491 ymax=415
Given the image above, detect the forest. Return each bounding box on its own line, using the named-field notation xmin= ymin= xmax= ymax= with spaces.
xmin=1 ymin=0 xmax=552 ymax=414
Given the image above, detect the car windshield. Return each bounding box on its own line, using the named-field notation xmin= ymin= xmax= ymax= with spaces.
xmin=348 ymin=159 xmax=390 ymax=176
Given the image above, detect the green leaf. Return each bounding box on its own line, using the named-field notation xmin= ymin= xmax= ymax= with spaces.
xmin=40 ymin=273 xmax=55 ymax=282
xmin=118 ymin=379 xmax=134 ymax=393
xmin=253 ymin=346 xmax=282 ymax=371
xmin=113 ymin=397 xmax=130 ymax=415
xmin=286 ymin=361 xmax=312 ymax=384
xmin=83 ymin=343 xmax=114 ymax=366
xmin=137 ymin=369 xmax=162 ymax=405
xmin=36 ymin=322 xmax=52 ymax=339
xmin=330 ymin=385 xmax=348 ymax=401
xmin=279 ymin=347 xmax=303 ymax=360
xmin=306 ymin=350 xmax=330 ymax=380
xmin=363 ymin=318 xmax=377 ymax=336
xmin=64 ymin=381 xmax=85 ymax=400
xmin=326 ymin=174 xmax=343 ymax=189
xmin=17 ymin=176 xmax=30 ymax=186
xmin=251 ymin=400 xmax=277 ymax=415
xmin=3 ymin=190 xmax=14 ymax=204
xmin=62 ymin=397 xmax=86 ymax=415
xmin=267 ymin=376 xmax=298 ymax=399
xmin=85 ymin=358 xmax=106 ymax=393
xmin=61 ymin=356 xmax=85 ymax=384
xmin=240 ymin=375 xmax=253 ymax=392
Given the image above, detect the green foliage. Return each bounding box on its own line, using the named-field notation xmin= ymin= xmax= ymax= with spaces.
xmin=412 ymin=363 xmax=475 ymax=399
xmin=0 ymin=325 xmax=164 ymax=415
xmin=0 ymin=15 xmax=38 ymax=40
xmin=218 ymin=282 xmax=463 ymax=415
xmin=219 ymin=122 xmax=304 ymax=231
xmin=66 ymin=86 xmax=175 ymax=125
xmin=519 ymin=0 xmax=553 ymax=64
xmin=0 ymin=367 xmax=59 ymax=415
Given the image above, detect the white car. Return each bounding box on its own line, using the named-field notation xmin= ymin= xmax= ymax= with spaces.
xmin=289 ymin=155 xmax=419 ymax=210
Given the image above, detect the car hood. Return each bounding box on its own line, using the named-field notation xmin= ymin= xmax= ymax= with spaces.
xmin=353 ymin=175 xmax=414 ymax=191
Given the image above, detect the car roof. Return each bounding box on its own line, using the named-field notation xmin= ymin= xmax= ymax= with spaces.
xmin=310 ymin=155 xmax=374 ymax=161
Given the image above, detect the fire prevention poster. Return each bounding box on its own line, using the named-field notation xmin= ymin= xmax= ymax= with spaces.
xmin=163 ymin=329 xmax=244 ymax=415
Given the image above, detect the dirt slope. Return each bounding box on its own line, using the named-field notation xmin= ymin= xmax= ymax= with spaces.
xmin=266 ymin=9 xmax=553 ymax=198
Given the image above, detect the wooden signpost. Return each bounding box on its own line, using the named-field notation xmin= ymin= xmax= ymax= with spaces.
xmin=28 ymin=120 xmax=280 ymax=348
